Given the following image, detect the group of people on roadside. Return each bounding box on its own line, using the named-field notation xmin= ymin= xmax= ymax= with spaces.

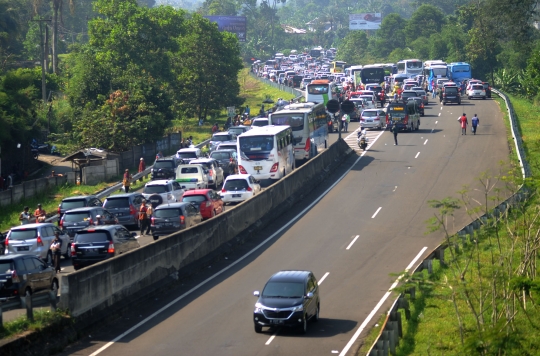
xmin=18 ymin=203 xmax=47 ymax=225
xmin=457 ymin=113 xmax=480 ymax=135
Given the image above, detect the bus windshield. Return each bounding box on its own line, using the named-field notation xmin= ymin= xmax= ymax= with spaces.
xmin=432 ymin=67 xmax=447 ymax=76
xmin=307 ymin=85 xmax=329 ymax=94
xmin=452 ymin=65 xmax=470 ymax=72
xmin=270 ymin=114 xmax=305 ymax=131
xmin=407 ymin=61 xmax=422 ymax=69
xmin=239 ymin=136 xmax=274 ymax=152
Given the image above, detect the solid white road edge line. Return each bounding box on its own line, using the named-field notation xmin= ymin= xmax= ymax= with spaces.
xmin=89 ymin=132 xmax=386 ymax=356
xmin=346 ymin=236 xmax=360 ymax=250
xmin=438 ymin=113 xmax=441 ymax=116
xmin=266 ymin=271 xmax=330 ymax=345
xmin=371 ymin=207 xmax=382 ymax=219
xmin=435 ymin=121 xmax=438 ymax=124
xmin=338 ymin=246 xmax=428 ymax=356
xmin=415 ymin=152 xmax=420 ymax=159
xmin=424 ymin=139 xmax=428 ymax=145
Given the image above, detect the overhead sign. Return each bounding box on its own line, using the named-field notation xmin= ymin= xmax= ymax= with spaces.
xmin=349 ymin=13 xmax=382 ymax=30
xmin=204 ymin=16 xmax=246 ymax=42
xmin=227 ymin=106 xmax=236 ymax=117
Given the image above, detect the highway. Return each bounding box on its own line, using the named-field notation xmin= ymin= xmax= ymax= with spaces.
xmin=60 ymin=97 xmax=509 ymax=356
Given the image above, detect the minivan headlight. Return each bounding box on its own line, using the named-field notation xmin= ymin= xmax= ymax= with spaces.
xmin=254 ymin=302 xmax=264 ymax=313
xmin=292 ymin=305 xmax=304 ymax=312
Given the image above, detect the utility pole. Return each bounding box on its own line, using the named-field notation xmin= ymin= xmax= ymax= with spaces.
xmin=32 ymin=18 xmax=52 ymax=103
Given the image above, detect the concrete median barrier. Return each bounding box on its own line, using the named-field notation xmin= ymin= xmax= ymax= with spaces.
xmin=58 ymin=139 xmax=352 ymax=322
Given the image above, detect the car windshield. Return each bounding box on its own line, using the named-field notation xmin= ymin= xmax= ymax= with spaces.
xmin=75 ymin=231 xmax=111 ymax=243
xmin=104 ymin=197 xmax=130 ymax=208
xmin=177 ymin=152 xmax=197 ymax=159
xmin=307 ymin=84 xmax=329 ymax=94
xmin=210 ymin=152 xmax=232 ymax=160
xmin=63 ymin=212 xmax=91 ymax=222
xmin=224 ymin=179 xmax=249 ymax=191
xmin=270 ymin=114 xmax=304 ymax=131
xmin=9 ymin=229 xmax=38 ymax=240
xmin=61 ymin=199 xmax=87 ymax=210
xmin=228 ymin=128 xmax=246 ymax=135
xmin=363 ymin=111 xmax=380 ymax=117
xmin=211 ymin=135 xmax=232 ymax=142
xmin=153 ymin=161 xmax=174 ymax=169
xmin=0 ymin=262 xmax=13 ymax=274
xmin=252 ymin=120 xmax=268 ymax=127
xmin=180 ymin=167 xmax=199 ymax=174
xmin=154 ymin=208 xmax=182 ymax=218
xmin=446 ymin=87 xmax=458 ymax=93
xmin=143 ymin=185 xmax=169 ymax=194
xmin=239 ymin=136 xmax=274 ymax=152
xmin=402 ymin=92 xmax=416 ymax=97
xmin=262 ymin=282 xmax=305 ymax=298
xmin=182 ymin=195 xmax=207 ymax=203
xmin=471 ymin=85 xmax=483 ymax=90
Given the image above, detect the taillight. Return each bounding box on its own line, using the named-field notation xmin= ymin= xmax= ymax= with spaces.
xmin=180 ymin=216 xmax=185 ymax=224
xmin=88 ymin=218 xmax=93 ymax=226
xmin=59 ymin=219 xmax=63 ymax=228
xmin=11 ymin=270 xmax=20 ymax=283
xmin=129 ymin=204 xmax=137 ymax=215
xmin=221 ymin=188 xmax=226 ymax=193
xmin=151 ymin=217 xmax=155 ymax=226
xmin=208 ymin=170 xmax=213 ymax=177
xmin=37 ymin=235 xmax=44 ymax=247
xmin=404 ymin=115 xmax=409 ymax=123
xmin=71 ymin=244 xmax=76 ymax=257
xmin=270 ymin=163 xmax=279 ymax=173
xmin=107 ymin=241 xmax=115 ymax=254
xmin=4 ymin=237 xmax=8 ymax=246
xmin=247 ymin=187 xmax=253 ymax=191
xmin=304 ymin=138 xmax=311 ymax=152
xmin=57 ymin=205 xmax=61 ymax=215
xmin=239 ymin=165 xmax=247 ymax=174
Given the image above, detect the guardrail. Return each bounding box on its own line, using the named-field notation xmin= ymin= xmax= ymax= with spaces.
xmin=248 ymin=72 xmax=304 ymax=97
xmin=366 ymin=89 xmax=530 ymax=356
xmin=0 ymin=290 xmax=58 ymax=326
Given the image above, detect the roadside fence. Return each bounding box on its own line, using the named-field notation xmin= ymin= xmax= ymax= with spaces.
xmin=0 ymin=290 xmax=58 ymax=326
xmin=249 ymin=72 xmax=303 ymax=97
xmin=366 ymin=88 xmax=530 ymax=356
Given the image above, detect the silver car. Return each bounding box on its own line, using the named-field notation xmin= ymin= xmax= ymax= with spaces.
xmin=5 ymin=223 xmax=70 ymax=263
xmin=210 ymin=132 xmax=235 ymax=152
xmin=360 ymin=109 xmax=386 ymax=129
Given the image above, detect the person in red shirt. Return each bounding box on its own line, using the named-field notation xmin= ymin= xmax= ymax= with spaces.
xmin=458 ymin=113 xmax=468 ymax=135
xmin=138 ymin=158 xmax=145 ymax=173
xmin=35 ymin=204 xmax=46 ymax=223
xmin=139 ymin=200 xmax=149 ymax=236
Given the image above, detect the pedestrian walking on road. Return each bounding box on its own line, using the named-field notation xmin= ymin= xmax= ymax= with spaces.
xmin=458 ymin=113 xmax=468 ymax=135
xmin=123 ymin=169 xmax=132 ymax=193
xmin=145 ymin=204 xmax=153 ymax=236
xmin=139 ymin=200 xmax=149 ymax=236
xmin=391 ymin=124 xmax=399 ymax=145
xmin=50 ymin=232 xmax=62 ymax=273
xmin=138 ymin=158 xmax=145 ymax=173
xmin=471 ymin=114 xmax=479 ymax=135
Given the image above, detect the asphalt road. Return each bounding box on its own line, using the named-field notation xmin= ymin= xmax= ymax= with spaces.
xmin=58 ymin=97 xmax=509 ymax=356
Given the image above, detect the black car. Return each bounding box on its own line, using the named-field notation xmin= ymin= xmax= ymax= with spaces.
xmin=442 ymin=86 xmax=461 ymax=105
xmin=482 ymin=82 xmax=492 ymax=98
xmin=71 ymin=225 xmax=140 ymax=270
xmin=0 ymin=254 xmax=58 ymax=300
xmin=209 ymin=149 xmax=237 ymax=177
xmin=58 ymin=195 xmax=103 ymax=221
xmin=253 ymin=270 xmax=320 ymax=334
xmin=60 ymin=206 xmax=118 ymax=241
xmin=103 ymin=193 xmax=146 ymax=228
xmin=150 ymin=202 xmax=203 ymax=241
xmin=407 ymin=97 xmax=425 ymax=116
xmin=400 ymin=90 xmax=418 ymax=103
xmin=151 ymin=159 xmax=178 ymax=180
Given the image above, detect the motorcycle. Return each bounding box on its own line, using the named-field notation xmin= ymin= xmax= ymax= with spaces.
xmin=357 ymin=129 xmax=368 ymax=150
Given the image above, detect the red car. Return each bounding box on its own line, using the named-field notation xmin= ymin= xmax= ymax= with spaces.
xmin=181 ymin=189 xmax=224 ymax=220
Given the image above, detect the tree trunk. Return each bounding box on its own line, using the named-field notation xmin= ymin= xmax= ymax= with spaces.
xmin=44 ymin=24 xmax=49 ymax=73
xmin=52 ymin=0 xmax=59 ymax=74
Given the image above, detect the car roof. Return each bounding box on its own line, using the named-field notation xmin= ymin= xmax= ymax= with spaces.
xmin=78 ymin=225 xmax=124 ymax=232
xmin=106 ymin=193 xmax=142 ymax=198
xmin=212 ymin=132 xmax=232 ymax=137
xmin=210 ymin=149 xmax=236 ymax=154
xmin=0 ymin=254 xmax=30 ymax=260
xmin=268 ymin=270 xmax=312 ymax=283
xmin=190 ymin=158 xmax=215 ymax=164
xmin=10 ymin=223 xmax=52 ymax=230
xmin=363 ymin=109 xmax=384 ymax=112
xmin=154 ymin=202 xmax=191 ymax=210
xmin=182 ymin=189 xmax=212 ymax=195
xmin=145 ymin=180 xmax=172 ymax=185
xmin=63 ymin=207 xmax=101 ymax=213
xmin=225 ymin=174 xmax=252 ymax=180
xmin=178 ymin=148 xmax=199 ymax=152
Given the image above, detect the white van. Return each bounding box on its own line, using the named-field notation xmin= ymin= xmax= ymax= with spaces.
xmin=175 ymin=165 xmax=208 ymax=190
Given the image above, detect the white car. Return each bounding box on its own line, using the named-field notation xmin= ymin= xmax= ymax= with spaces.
xmin=142 ymin=180 xmax=185 ymax=206
xmin=358 ymin=95 xmax=377 ymax=109
xmin=467 ymin=84 xmax=486 ymax=100
xmin=175 ymin=164 xmax=209 ymax=190
xmin=220 ymin=174 xmax=261 ymax=204
xmin=360 ymin=109 xmax=386 ymax=129
xmin=251 ymin=118 xmax=269 ymax=128
xmin=189 ymin=158 xmax=224 ymax=189
xmin=175 ymin=147 xmax=202 ymax=163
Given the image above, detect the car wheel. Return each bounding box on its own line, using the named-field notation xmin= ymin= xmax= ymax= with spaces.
xmin=468 ymin=96 xmax=472 ymax=100
xmin=483 ymin=97 xmax=486 ymax=100
xmin=314 ymin=304 xmax=320 ymax=322
xmin=300 ymin=316 xmax=308 ymax=334
xmin=153 ymin=235 xmax=159 ymax=241
xmin=51 ymin=279 xmax=59 ymax=296
xmin=254 ymin=324 xmax=263 ymax=333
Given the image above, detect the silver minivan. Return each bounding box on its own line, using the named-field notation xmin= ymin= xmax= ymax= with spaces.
xmin=5 ymin=223 xmax=70 ymax=263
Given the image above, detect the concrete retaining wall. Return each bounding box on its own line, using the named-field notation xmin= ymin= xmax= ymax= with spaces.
xmin=0 ymin=175 xmax=68 ymax=207
xmin=59 ymin=139 xmax=352 ymax=318
xmin=82 ymin=160 xmax=119 ymax=185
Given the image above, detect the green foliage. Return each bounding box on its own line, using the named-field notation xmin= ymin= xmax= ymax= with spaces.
xmin=404 ymin=4 xmax=445 ymax=44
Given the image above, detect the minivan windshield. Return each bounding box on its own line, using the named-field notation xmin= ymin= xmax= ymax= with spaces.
xmin=104 ymin=197 xmax=130 ymax=208
xmin=263 ymin=282 xmax=305 ymax=298
xmin=153 ymin=161 xmax=174 ymax=169
xmin=143 ymin=185 xmax=169 ymax=194
xmin=75 ymin=231 xmax=111 ymax=243
xmin=224 ymin=179 xmax=249 ymax=191
xmin=9 ymin=229 xmax=38 ymax=240
xmin=211 ymin=135 xmax=233 ymax=142
xmin=154 ymin=208 xmax=183 ymax=218
xmin=177 ymin=152 xmax=197 ymax=159
xmin=210 ymin=152 xmax=234 ymax=160
xmin=61 ymin=199 xmax=87 ymax=210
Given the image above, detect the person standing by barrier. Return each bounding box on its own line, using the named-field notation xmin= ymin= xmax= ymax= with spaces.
xmin=145 ymin=204 xmax=153 ymax=236
xmin=138 ymin=158 xmax=146 ymax=173
xmin=19 ymin=206 xmax=31 ymax=225
xmin=50 ymin=232 xmax=62 ymax=273
xmin=471 ymin=114 xmax=479 ymax=135
xmin=123 ymin=169 xmax=132 ymax=193
xmin=391 ymin=124 xmax=399 ymax=145
xmin=139 ymin=200 xmax=149 ymax=236
xmin=35 ymin=204 xmax=46 ymax=223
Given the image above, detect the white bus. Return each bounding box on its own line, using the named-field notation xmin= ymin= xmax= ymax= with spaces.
xmin=237 ymin=125 xmax=295 ymax=181
xmin=305 ymin=79 xmax=337 ymax=105
xmin=344 ymin=65 xmax=363 ymax=81
xmin=397 ymin=59 xmax=423 ymax=77
xmin=269 ymin=102 xmax=328 ymax=162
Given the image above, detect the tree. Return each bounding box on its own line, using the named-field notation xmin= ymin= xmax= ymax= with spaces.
xmin=370 ymin=13 xmax=407 ymax=58
xmin=174 ymin=14 xmax=243 ymax=121
xmin=404 ymin=4 xmax=445 ymax=44
xmin=336 ymin=30 xmax=368 ymax=64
